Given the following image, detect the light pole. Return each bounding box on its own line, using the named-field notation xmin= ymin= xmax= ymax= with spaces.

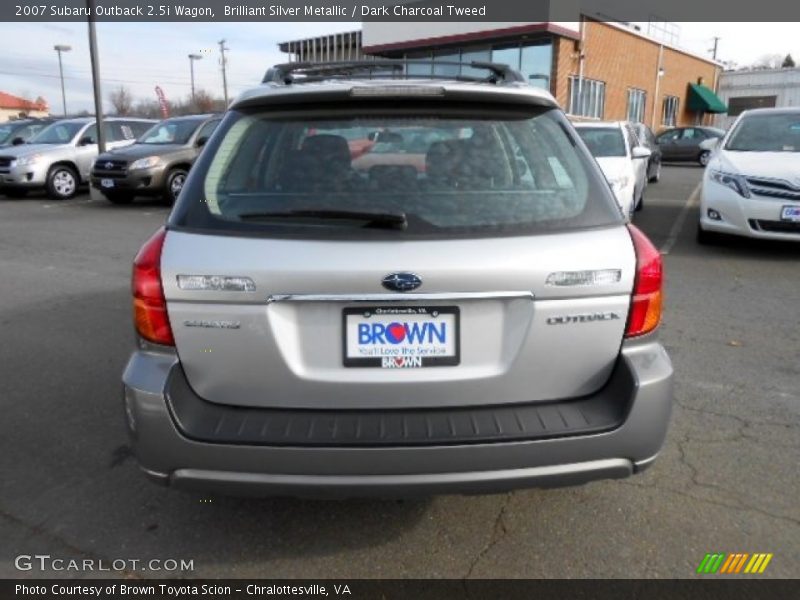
xmin=188 ymin=53 xmax=202 ymax=106
xmin=53 ymin=44 xmax=71 ymax=116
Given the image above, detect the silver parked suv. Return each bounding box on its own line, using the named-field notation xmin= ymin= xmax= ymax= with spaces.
xmin=0 ymin=117 xmax=155 ymax=199
xmin=123 ymin=61 xmax=673 ymax=497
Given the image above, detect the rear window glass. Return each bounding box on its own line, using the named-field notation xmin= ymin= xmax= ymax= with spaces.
xmin=172 ymin=106 xmax=621 ymax=239
xmin=575 ymin=127 xmax=627 ymax=157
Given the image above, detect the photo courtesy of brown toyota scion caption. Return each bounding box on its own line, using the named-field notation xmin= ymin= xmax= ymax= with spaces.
xmin=122 ymin=60 xmax=673 ymax=498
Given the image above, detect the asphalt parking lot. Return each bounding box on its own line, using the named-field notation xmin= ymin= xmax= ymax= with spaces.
xmin=1 ymin=165 xmax=798 ymax=579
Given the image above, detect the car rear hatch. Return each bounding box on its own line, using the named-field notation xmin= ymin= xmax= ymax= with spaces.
xmin=160 ymin=228 xmax=635 ymax=409
xmin=155 ymin=86 xmax=639 ymax=410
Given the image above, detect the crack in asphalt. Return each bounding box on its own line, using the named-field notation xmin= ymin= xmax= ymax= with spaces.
xmin=0 ymin=506 xmax=143 ymax=579
xmin=676 ymin=402 xmax=800 ymax=448
xmin=616 ymin=390 xmax=800 ymax=527
xmin=464 ymin=492 xmax=512 ymax=580
xmin=675 ymin=396 xmax=799 ymax=432
xmin=619 ymin=432 xmax=800 ymax=528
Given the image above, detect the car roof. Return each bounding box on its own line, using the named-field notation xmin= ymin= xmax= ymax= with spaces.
xmin=573 ymin=121 xmax=625 ymax=129
xmin=231 ymin=78 xmax=558 ymax=111
xmin=158 ymin=113 xmax=220 ymax=121
xmin=6 ymin=117 xmax=55 ymax=124
xmin=739 ymin=107 xmax=800 ymax=116
xmin=52 ymin=117 xmax=156 ymax=125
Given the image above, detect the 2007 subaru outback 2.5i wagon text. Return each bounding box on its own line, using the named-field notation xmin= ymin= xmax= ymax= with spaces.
xmin=122 ymin=61 xmax=673 ymax=497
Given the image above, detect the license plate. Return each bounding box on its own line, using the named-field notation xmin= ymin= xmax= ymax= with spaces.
xmin=343 ymin=306 xmax=460 ymax=368
xmin=780 ymin=205 xmax=800 ymax=222
xmin=101 ymin=178 xmax=114 ymax=188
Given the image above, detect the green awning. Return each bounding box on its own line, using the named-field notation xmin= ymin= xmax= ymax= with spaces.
xmin=688 ymin=83 xmax=727 ymax=114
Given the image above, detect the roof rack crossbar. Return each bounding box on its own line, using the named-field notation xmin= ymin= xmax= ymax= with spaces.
xmin=262 ymin=60 xmax=525 ymax=85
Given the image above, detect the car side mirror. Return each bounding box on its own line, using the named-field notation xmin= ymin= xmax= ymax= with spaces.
xmin=632 ymin=146 xmax=651 ymax=159
xmin=195 ymin=136 xmax=208 ymax=147
xmin=11 ymin=136 xmax=25 ymax=146
xmin=78 ymin=136 xmax=95 ymax=146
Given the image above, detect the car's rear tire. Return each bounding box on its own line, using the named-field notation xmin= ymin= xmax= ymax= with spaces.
xmin=698 ymin=150 xmax=711 ymax=167
xmin=45 ymin=165 xmax=78 ymax=200
xmin=3 ymin=188 xmax=28 ymax=198
xmin=165 ymin=168 xmax=188 ymax=204
xmin=103 ymin=191 xmax=135 ymax=205
xmin=649 ymin=161 xmax=661 ymax=183
xmin=636 ymin=192 xmax=644 ymax=212
xmin=697 ymin=223 xmax=722 ymax=245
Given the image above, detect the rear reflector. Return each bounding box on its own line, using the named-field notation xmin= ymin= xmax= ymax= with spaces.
xmin=132 ymin=227 xmax=174 ymax=346
xmin=625 ymin=225 xmax=663 ymax=338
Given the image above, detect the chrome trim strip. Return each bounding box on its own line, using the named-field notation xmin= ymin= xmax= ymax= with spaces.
xmin=266 ymin=291 xmax=535 ymax=304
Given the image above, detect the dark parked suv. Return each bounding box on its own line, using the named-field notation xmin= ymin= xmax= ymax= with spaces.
xmin=91 ymin=114 xmax=221 ymax=204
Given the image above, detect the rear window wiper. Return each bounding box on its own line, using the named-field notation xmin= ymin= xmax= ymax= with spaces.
xmin=237 ymin=209 xmax=408 ymax=230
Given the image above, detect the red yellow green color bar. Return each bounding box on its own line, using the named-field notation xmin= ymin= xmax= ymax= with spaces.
xmin=697 ymin=553 xmax=773 ymax=574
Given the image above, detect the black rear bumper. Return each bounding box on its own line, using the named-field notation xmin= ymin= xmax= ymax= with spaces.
xmin=165 ymin=360 xmax=633 ymax=447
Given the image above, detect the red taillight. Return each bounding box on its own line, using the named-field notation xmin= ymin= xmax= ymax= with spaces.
xmin=132 ymin=227 xmax=174 ymax=346
xmin=625 ymin=224 xmax=663 ymax=338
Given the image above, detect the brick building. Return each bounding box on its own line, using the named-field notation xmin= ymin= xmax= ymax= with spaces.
xmin=280 ymin=20 xmax=726 ymax=132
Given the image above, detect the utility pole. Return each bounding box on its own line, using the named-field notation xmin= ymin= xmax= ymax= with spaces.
xmin=218 ymin=39 xmax=229 ymax=106
xmin=188 ymin=54 xmax=202 ymax=106
xmin=86 ymin=0 xmax=105 ymax=152
xmin=710 ymin=37 xmax=720 ymax=61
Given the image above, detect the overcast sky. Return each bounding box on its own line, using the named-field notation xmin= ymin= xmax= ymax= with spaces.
xmin=0 ymin=22 xmax=797 ymax=114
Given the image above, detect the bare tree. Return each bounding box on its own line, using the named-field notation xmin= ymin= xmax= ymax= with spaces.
xmin=752 ymin=53 xmax=784 ymax=70
xmin=783 ymin=54 xmax=796 ymax=68
xmin=109 ymin=85 xmax=134 ymax=116
xmin=192 ymin=89 xmax=217 ymax=113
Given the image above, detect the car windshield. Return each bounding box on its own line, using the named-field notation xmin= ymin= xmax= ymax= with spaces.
xmin=0 ymin=123 xmax=22 ymax=144
xmin=725 ymin=113 xmax=800 ymax=152
xmin=172 ymin=106 xmax=621 ymax=238
xmin=575 ymin=127 xmax=626 ymax=157
xmin=29 ymin=122 xmax=83 ymax=144
xmin=138 ymin=118 xmax=204 ymax=145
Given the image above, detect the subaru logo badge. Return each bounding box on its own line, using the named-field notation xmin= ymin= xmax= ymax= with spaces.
xmin=382 ymin=272 xmax=422 ymax=293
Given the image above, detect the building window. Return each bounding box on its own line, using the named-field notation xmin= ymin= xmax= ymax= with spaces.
xmin=568 ymin=76 xmax=606 ymax=119
xmin=662 ymin=96 xmax=680 ymax=127
xmin=627 ymin=89 xmax=647 ymax=123
xmin=491 ymin=40 xmax=552 ymax=90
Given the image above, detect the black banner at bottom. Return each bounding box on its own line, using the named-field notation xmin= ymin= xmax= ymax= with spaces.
xmin=3 ymin=579 xmax=799 ymax=600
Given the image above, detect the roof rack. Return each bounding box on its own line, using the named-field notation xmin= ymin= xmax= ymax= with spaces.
xmin=262 ymin=60 xmax=526 ymax=86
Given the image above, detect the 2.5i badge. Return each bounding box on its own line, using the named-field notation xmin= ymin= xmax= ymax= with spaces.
xmin=343 ymin=306 xmax=460 ymax=368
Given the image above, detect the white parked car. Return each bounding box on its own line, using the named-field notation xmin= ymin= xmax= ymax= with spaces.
xmin=574 ymin=121 xmax=650 ymax=218
xmin=699 ymin=108 xmax=800 ymax=243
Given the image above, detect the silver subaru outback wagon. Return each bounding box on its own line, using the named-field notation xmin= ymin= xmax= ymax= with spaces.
xmin=122 ymin=61 xmax=673 ymax=497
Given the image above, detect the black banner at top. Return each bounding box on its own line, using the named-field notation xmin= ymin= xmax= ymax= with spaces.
xmin=2 ymin=0 xmax=800 ymax=22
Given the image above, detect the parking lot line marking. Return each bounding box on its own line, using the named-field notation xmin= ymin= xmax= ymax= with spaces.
xmin=660 ymin=182 xmax=701 ymax=255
